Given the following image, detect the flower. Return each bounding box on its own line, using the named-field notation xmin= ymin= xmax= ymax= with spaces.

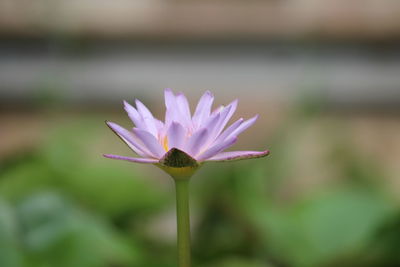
xmin=104 ymin=89 xmax=269 ymax=177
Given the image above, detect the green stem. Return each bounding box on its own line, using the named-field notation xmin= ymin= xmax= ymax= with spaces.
xmin=174 ymin=178 xmax=191 ymax=267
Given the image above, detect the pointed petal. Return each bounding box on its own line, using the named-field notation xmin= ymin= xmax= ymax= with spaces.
xmin=164 ymin=88 xmax=176 ymax=109
xmin=192 ymin=91 xmax=214 ymax=128
xmin=135 ymin=99 xmax=158 ymax=137
xmin=199 ymin=112 xmax=221 ymax=148
xmin=154 ymin=119 xmax=164 ymax=131
xmin=212 ymin=101 xmax=237 ymax=140
xmin=197 ymin=136 xmax=237 ymax=161
xmin=176 ymin=92 xmax=192 ymax=126
xmin=202 ymin=104 xmax=234 ymax=147
xmin=106 ymin=121 xmax=149 ymax=157
xmin=123 ymin=100 xmax=147 ymax=130
xmin=185 ymin=128 xmax=209 ymax=157
xmin=164 ymin=108 xmax=174 ymax=128
xmin=211 ymin=105 xmax=224 ymax=116
xmin=226 ymin=115 xmax=259 ymax=140
xmin=153 ymin=119 xmax=165 ymax=138
xmin=103 ymin=154 xmax=158 ymax=163
xmin=167 ymin=122 xmax=186 ymax=150
xmin=207 ymin=150 xmax=270 ymax=162
xmin=164 ymin=88 xmax=178 ymax=126
xmin=214 ymin=118 xmax=244 ymax=144
xmin=217 ymin=99 xmax=238 ymax=135
xmin=133 ymin=128 xmax=165 ymax=158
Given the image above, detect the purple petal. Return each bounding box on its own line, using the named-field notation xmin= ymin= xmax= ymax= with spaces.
xmin=164 ymin=108 xmax=174 ymax=128
xmin=211 ymin=105 xmax=223 ymax=115
xmin=214 ymin=118 xmax=244 ymax=144
xmin=176 ymin=93 xmax=192 ymax=126
xmin=192 ymin=91 xmax=214 ymax=128
xmin=167 ymin=122 xmax=186 ymax=150
xmin=106 ymin=121 xmax=150 ymax=157
xmin=212 ymin=102 xmax=237 ymax=141
xmin=207 ymin=150 xmax=270 ymax=162
xmin=200 ymin=112 xmax=222 ymax=148
xmin=226 ymin=115 xmax=259 ymax=140
xmin=164 ymin=88 xmax=178 ymax=125
xmin=164 ymin=88 xmax=176 ymax=109
xmin=103 ymin=154 xmax=158 ymax=163
xmin=197 ymin=136 xmax=237 ymax=161
xmin=123 ymin=101 xmax=147 ymax=129
xmin=133 ymin=128 xmax=165 ymax=158
xmin=217 ymin=99 xmax=238 ymax=135
xmin=185 ymin=128 xmax=209 ymax=157
xmin=154 ymin=119 xmax=165 ymax=131
xmin=135 ymin=99 xmax=158 ymax=137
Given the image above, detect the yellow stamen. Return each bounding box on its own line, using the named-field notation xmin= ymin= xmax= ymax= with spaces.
xmin=162 ymin=136 xmax=169 ymax=151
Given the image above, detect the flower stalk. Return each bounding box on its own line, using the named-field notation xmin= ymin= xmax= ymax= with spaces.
xmin=174 ymin=177 xmax=191 ymax=267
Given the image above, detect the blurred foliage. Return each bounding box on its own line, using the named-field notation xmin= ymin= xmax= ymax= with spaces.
xmin=0 ymin=104 xmax=399 ymax=267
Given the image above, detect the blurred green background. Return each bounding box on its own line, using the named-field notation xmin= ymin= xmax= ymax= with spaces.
xmin=1 ymin=1 xmax=400 ymax=266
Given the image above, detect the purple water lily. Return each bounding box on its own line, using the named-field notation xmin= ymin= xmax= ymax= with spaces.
xmin=104 ymin=89 xmax=269 ymax=168
xmin=104 ymin=88 xmax=269 ymax=266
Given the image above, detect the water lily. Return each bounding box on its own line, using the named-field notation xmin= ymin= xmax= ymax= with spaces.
xmin=104 ymin=88 xmax=269 ymax=267
xmin=104 ymin=89 xmax=269 ymax=172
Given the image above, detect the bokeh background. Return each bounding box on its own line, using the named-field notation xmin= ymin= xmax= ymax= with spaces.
xmin=1 ymin=1 xmax=400 ymax=266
